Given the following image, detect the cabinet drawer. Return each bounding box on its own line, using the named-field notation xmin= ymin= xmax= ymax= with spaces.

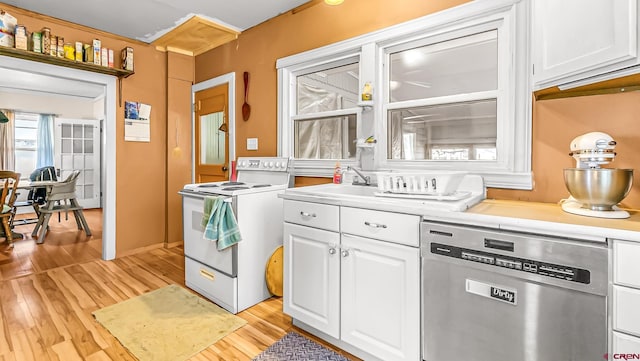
xmin=613 ymin=239 xmax=640 ymax=289
xmin=284 ymin=200 xmax=339 ymax=232
xmin=341 ymin=207 xmax=419 ymax=246
xmin=612 ymin=331 xmax=640 ymax=354
xmin=613 ymin=285 xmax=640 ymax=337
xmin=185 ymin=257 xmax=237 ymax=314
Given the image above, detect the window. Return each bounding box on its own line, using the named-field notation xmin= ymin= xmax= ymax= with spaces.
xmin=277 ymin=0 xmax=531 ymax=188
xmin=14 ymin=112 xmax=39 ymax=181
xmin=292 ymin=61 xmax=359 ymax=161
xmin=386 ymin=31 xmax=498 ymax=162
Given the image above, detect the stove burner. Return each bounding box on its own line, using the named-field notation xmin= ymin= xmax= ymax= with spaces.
xmin=251 ymin=184 xmax=271 ymax=188
xmin=197 ymin=184 xmax=219 ymax=188
xmin=222 ymin=186 xmax=250 ymax=191
xmin=221 ymin=181 xmax=245 ymax=186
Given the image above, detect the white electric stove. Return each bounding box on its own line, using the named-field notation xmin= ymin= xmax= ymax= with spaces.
xmin=179 ymin=157 xmax=291 ymax=314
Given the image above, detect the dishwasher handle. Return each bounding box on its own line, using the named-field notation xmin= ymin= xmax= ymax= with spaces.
xmin=484 ymin=238 xmax=514 ymax=252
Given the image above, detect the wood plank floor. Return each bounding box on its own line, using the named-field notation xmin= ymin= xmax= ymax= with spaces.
xmin=0 ymin=210 xmax=361 ymax=360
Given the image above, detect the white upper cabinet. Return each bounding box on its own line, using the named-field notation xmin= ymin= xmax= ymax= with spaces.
xmin=532 ymin=0 xmax=639 ymax=90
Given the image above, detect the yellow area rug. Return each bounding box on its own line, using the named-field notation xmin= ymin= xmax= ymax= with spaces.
xmin=92 ymin=284 xmax=247 ymax=361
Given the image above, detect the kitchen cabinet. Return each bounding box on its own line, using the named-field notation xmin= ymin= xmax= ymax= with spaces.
xmin=340 ymin=233 xmax=419 ymax=361
xmin=283 ymin=222 xmax=340 ymax=337
xmin=532 ymin=0 xmax=639 ymax=90
xmin=283 ymin=200 xmax=420 ymax=361
xmin=611 ymin=239 xmax=640 ymax=353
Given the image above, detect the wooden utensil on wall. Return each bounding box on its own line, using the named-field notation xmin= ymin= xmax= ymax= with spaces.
xmin=242 ymin=72 xmax=251 ymax=121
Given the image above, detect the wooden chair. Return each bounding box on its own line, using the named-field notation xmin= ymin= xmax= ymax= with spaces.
xmin=31 ymin=170 xmax=92 ymax=244
xmin=0 ymin=171 xmax=20 ymax=248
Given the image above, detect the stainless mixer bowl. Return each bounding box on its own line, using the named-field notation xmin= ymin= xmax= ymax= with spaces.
xmin=564 ymin=168 xmax=634 ymax=211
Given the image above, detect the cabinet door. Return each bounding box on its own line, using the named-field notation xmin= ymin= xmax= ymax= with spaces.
xmin=613 ymin=239 xmax=640 ymax=288
xmin=283 ymin=222 xmax=340 ymax=338
xmin=533 ymin=0 xmax=638 ymax=88
xmin=340 ymin=234 xmax=420 ymax=361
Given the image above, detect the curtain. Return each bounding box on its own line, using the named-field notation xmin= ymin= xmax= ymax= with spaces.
xmin=36 ymin=114 xmax=55 ymax=168
xmin=0 ymin=110 xmax=15 ymax=170
xmin=296 ymin=83 xmax=343 ymax=159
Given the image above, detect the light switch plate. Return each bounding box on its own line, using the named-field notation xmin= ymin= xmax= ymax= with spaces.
xmin=247 ymin=138 xmax=258 ymax=150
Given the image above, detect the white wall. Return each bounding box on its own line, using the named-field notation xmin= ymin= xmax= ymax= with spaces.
xmin=0 ymin=90 xmax=96 ymax=118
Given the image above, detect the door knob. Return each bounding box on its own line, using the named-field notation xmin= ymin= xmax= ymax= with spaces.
xmin=222 ymin=165 xmax=228 ymax=171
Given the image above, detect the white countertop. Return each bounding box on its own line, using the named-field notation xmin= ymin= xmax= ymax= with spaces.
xmin=281 ymin=184 xmax=640 ymax=243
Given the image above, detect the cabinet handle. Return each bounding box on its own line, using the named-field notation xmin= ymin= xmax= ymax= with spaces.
xmin=364 ymin=221 xmax=387 ymax=229
xmin=300 ymin=211 xmax=317 ymax=218
xmin=329 ymin=247 xmax=337 ymax=255
xmin=199 ymin=269 xmax=215 ymax=281
xmin=341 ymin=249 xmax=349 ymax=257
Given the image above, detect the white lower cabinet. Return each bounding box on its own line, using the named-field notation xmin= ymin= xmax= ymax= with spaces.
xmin=611 ymin=239 xmax=640 ymax=354
xmin=283 ymin=202 xmax=420 ymax=361
xmin=283 ymin=222 xmax=340 ymax=338
xmin=341 ymin=233 xmax=420 ymax=361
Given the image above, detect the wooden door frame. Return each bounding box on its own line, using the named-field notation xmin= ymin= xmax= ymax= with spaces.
xmin=192 ymin=72 xmax=236 ymax=183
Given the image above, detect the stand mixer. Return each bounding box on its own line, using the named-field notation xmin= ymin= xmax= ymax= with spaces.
xmin=561 ymin=132 xmax=634 ymax=219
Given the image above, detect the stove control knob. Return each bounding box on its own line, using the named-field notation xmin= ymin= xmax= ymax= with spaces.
xmin=268 ymin=162 xmax=274 ymax=168
xmin=240 ymin=161 xmax=247 ymax=168
xmin=275 ymin=162 xmax=281 ymax=168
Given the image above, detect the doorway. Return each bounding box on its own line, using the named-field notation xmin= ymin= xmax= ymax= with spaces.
xmin=0 ymin=56 xmax=116 ymax=260
xmin=192 ymin=73 xmax=237 ymax=183
xmin=54 ymin=118 xmax=102 ymax=209
xmin=194 ymin=84 xmax=229 ymax=183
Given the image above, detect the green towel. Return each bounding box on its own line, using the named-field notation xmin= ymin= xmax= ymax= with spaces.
xmin=202 ymin=196 xmax=242 ymax=250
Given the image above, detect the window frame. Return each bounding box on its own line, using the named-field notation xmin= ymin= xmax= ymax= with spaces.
xmin=277 ymin=0 xmax=532 ymax=189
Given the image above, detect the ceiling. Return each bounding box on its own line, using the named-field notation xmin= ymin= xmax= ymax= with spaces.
xmin=2 ymin=0 xmax=311 ymax=43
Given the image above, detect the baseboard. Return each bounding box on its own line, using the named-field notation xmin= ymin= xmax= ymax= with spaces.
xmin=165 ymin=240 xmax=183 ymax=249
xmin=116 ymin=242 xmax=164 ymax=258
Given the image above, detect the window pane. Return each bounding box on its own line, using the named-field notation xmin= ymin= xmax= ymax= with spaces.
xmin=294 ymin=114 xmax=357 ymax=159
xmin=389 ymin=30 xmax=497 ymax=102
xmin=15 ymin=150 xmax=36 ymax=177
xmin=387 ymin=99 xmax=497 ymax=160
xmin=200 ymin=112 xmax=225 ymax=165
xmin=297 ymin=63 xmax=359 ymax=114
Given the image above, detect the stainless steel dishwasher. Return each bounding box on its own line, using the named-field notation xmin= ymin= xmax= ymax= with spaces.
xmin=421 ymin=221 xmax=608 ymax=361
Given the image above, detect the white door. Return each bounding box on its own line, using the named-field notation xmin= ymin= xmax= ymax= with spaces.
xmin=532 ymin=0 xmax=638 ymax=89
xmin=283 ymin=222 xmax=340 ymax=338
xmin=54 ymin=118 xmax=101 ymax=209
xmin=340 ymin=233 xmax=420 ymax=361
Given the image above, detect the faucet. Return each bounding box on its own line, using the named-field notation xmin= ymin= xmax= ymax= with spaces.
xmin=347 ymin=166 xmax=371 ymax=186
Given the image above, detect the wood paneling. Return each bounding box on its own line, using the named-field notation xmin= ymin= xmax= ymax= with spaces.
xmin=153 ymin=16 xmax=240 ymax=57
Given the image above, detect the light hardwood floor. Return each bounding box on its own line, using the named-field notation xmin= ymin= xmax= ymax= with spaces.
xmin=1 ymin=211 xmax=360 ymax=361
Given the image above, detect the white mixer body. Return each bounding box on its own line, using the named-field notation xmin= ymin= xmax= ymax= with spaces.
xmin=569 ymin=131 xmax=616 ymax=168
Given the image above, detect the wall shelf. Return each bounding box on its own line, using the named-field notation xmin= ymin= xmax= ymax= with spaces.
xmin=0 ymin=46 xmax=134 ymax=79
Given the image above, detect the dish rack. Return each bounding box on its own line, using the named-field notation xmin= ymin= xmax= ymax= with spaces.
xmin=375 ymin=171 xmax=467 ymax=198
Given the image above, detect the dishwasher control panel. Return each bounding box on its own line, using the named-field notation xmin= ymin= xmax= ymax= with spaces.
xmin=431 ymin=243 xmax=591 ymax=284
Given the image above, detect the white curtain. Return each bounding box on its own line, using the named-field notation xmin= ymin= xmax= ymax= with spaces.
xmin=296 ymin=83 xmax=343 ymax=159
xmin=0 ymin=110 xmax=15 ymax=170
xmin=36 ymin=114 xmax=55 ymax=168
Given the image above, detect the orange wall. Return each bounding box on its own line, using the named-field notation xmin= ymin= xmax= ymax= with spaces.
xmin=0 ymin=3 xmax=169 ymax=254
xmin=167 ymin=52 xmax=194 ymax=244
xmin=195 ymin=0 xmax=470 ymax=157
xmin=490 ymin=92 xmax=640 ymax=209
xmin=196 ymin=0 xmax=640 ymax=210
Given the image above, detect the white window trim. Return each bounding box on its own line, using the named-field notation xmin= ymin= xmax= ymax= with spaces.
xmin=277 ymin=0 xmax=532 ymax=189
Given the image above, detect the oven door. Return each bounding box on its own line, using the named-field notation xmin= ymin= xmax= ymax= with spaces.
xmin=422 ymin=258 xmax=607 ymax=361
xmin=181 ymin=192 xmax=238 ymax=276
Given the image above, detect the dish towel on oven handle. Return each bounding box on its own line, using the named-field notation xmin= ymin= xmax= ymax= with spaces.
xmin=202 ymin=196 xmax=242 ymax=250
